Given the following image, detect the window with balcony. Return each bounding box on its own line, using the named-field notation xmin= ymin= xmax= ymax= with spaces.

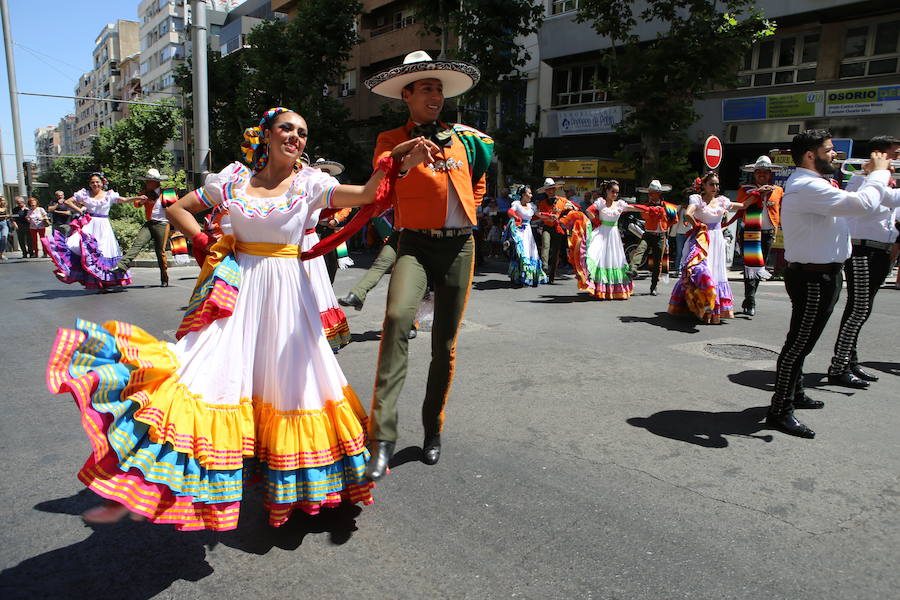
xmin=550 ymin=0 xmax=581 ymax=15
xmin=736 ymin=32 xmax=819 ymax=88
xmin=840 ymin=19 xmax=900 ymax=78
xmin=370 ymin=9 xmax=416 ymax=38
xmin=552 ymin=63 xmax=608 ymax=106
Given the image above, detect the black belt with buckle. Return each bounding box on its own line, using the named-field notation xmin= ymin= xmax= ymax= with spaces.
xmin=787 ymin=262 xmax=843 ymax=273
xmin=408 ymin=227 xmax=473 ymax=239
xmin=852 ymin=239 xmax=892 ymax=252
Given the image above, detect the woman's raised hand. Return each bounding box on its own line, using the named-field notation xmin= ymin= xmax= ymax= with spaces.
xmin=391 ymin=136 xmax=438 ymax=171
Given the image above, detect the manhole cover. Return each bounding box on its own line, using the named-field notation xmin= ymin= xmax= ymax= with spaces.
xmin=704 ymin=343 xmax=778 ymax=360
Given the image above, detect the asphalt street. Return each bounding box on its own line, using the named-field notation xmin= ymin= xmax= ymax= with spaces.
xmin=1 ymin=255 xmax=898 ymax=600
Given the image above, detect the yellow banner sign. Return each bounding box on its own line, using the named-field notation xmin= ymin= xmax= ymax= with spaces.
xmin=544 ymin=159 xmax=636 ymax=179
xmin=543 ymin=160 xmax=598 ymax=178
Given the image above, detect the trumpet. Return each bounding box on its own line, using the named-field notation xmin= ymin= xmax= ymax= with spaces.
xmin=834 ymin=158 xmax=900 ymax=176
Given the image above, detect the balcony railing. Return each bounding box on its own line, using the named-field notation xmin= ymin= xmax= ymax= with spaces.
xmin=369 ymin=15 xmax=416 ymax=38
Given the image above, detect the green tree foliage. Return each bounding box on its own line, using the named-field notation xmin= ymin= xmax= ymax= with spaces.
xmin=37 ymin=156 xmax=95 ymax=202
xmin=90 ymin=101 xmax=182 ymax=196
xmin=576 ymin=0 xmax=775 ymax=177
xmin=415 ymin=0 xmax=544 ymax=186
xmin=178 ymin=0 xmax=365 ymax=179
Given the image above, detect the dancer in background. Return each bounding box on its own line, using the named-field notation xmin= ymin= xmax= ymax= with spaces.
xmin=668 ymin=171 xmax=751 ymax=323
xmin=628 ymin=179 xmax=673 ymax=296
xmin=563 ymin=179 xmax=637 ymax=300
xmin=43 ymin=173 xmax=141 ymax=290
xmin=503 ymin=184 xmax=547 ymax=287
xmin=111 ymin=168 xmax=172 ymax=287
xmin=735 ymin=156 xmax=784 ymax=316
xmin=47 ymin=106 xmax=435 ymax=529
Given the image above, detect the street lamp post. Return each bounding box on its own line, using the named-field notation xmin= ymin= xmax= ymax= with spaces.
xmin=1 ymin=0 xmax=28 ymax=198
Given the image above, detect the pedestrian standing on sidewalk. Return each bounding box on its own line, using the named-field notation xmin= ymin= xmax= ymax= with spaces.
xmin=361 ymin=50 xmax=493 ymax=480
xmin=0 ymin=197 xmax=10 ymax=260
xmin=826 ymin=135 xmax=900 ymax=388
xmin=111 ymin=168 xmax=171 ymax=286
xmin=48 ymin=190 xmax=72 ymax=237
xmin=26 ymin=198 xmax=50 ymax=258
xmin=766 ymin=130 xmax=891 ymax=439
xmin=11 ymin=197 xmax=32 ymax=258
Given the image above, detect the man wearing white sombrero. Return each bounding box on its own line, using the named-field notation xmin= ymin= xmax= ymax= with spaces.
xmin=534 ymin=177 xmax=579 ymax=283
xmin=362 ymin=50 xmax=494 ymax=480
xmin=735 ymin=155 xmax=785 ymax=316
xmin=628 ymin=179 xmax=672 ymax=295
xmin=312 ymin=158 xmax=352 ymax=283
xmin=111 ymin=168 xmax=170 ymax=286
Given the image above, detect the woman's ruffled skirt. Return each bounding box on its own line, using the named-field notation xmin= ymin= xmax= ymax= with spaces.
xmin=47 ymin=319 xmax=373 ymax=531
xmin=303 ymin=233 xmax=351 ymax=352
xmin=667 ymin=229 xmax=734 ymax=323
xmin=42 ymin=215 xmax=131 ymax=289
xmin=562 ymin=213 xmax=633 ymax=300
xmin=502 ymin=220 xmax=548 ymax=286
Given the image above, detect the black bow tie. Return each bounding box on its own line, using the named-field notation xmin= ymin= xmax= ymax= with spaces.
xmin=410 ymin=122 xmax=453 ymax=148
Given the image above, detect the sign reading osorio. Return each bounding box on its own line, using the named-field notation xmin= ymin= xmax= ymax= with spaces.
xmin=557 ymin=106 xmax=625 ymax=136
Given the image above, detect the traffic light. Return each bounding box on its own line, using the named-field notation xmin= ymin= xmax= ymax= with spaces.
xmin=23 ymin=161 xmax=35 ymax=190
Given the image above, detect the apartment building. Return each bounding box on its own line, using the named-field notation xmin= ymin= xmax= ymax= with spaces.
xmin=34 ymin=126 xmax=61 ymax=176
xmin=536 ymin=0 xmax=900 ymax=190
xmin=71 ymin=20 xmax=140 ymax=156
xmin=57 ymin=114 xmax=77 ymax=157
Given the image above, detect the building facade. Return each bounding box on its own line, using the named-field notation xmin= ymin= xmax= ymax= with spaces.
xmin=57 ymin=114 xmax=77 ymax=157
xmin=71 ymin=20 xmax=140 ymax=156
xmin=34 ymin=126 xmax=61 ymax=177
xmin=535 ymin=0 xmax=900 ymax=191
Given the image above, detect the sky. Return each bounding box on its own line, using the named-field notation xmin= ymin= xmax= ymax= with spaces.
xmin=0 ymin=0 xmax=139 ymax=185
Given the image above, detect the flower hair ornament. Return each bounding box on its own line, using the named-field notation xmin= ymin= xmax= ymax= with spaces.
xmin=240 ymin=107 xmax=298 ymax=171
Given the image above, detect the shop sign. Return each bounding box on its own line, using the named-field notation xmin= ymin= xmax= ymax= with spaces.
xmin=556 ymin=106 xmax=624 ymax=136
xmin=543 ymin=159 xmax=599 ymax=177
xmin=825 ymin=86 xmax=900 ymax=116
xmin=722 ymin=91 xmax=824 ymax=121
xmin=597 ymin=159 xmax=636 ymax=180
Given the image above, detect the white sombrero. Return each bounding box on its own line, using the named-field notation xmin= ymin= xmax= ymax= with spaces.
xmin=741 ymin=155 xmax=784 ymax=172
xmin=300 ymin=153 xmax=311 ymax=167
xmin=636 ymin=179 xmax=672 ymax=193
xmin=364 ymin=51 xmax=480 ymax=100
xmin=139 ymin=168 xmax=163 ymax=182
xmin=536 ymin=178 xmax=565 ymax=193
xmin=313 ymin=158 xmax=345 ymax=176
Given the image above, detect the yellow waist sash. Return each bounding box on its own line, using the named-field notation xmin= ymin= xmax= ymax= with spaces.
xmin=234 ymin=241 xmax=300 ymax=257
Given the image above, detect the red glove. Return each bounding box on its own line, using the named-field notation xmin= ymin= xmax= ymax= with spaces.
xmin=192 ymin=232 xmax=211 ymax=266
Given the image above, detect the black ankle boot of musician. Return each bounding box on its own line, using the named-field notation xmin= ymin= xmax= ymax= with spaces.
xmin=793 ymin=394 xmax=825 ymax=409
xmin=827 ymin=371 xmax=870 ymax=389
xmin=765 ymin=412 xmax=815 ymax=438
xmin=364 ymin=440 xmax=395 ymax=481
xmin=422 ymin=434 xmax=441 ymax=466
xmin=850 ymin=364 xmax=879 ymax=382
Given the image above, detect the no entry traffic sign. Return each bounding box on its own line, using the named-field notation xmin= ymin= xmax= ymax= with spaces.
xmin=703 ymin=135 xmax=723 ymax=170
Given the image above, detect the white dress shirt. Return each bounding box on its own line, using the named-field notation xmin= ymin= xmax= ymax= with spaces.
xmin=781 ymin=168 xmax=890 ymax=263
xmin=844 ymin=173 xmax=900 ymax=243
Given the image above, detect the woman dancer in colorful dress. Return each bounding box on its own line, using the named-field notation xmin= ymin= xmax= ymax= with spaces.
xmin=667 ymin=172 xmax=751 ymax=323
xmin=563 ymin=180 xmax=638 ymax=299
xmin=47 ymin=107 xmax=435 ymax=529
xmin=43 ymin=173 xmax=138 ymax=290
xmin=502 ymin=185 xmax=547 ymax=286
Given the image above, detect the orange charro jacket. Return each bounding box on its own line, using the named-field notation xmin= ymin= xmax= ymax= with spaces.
xmin=373 ymin=120 xmax=486 ymax=229
xmin=736 ymin=184 xmax=783 ymax=228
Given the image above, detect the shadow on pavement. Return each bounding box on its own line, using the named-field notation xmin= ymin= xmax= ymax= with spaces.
xmin=389 ymin=445 xmax=423 ymax=469
xmin=522 ymin=293 xmax=595 ymax=304
xmin=472 ymin=278 xmax=517 ymax=291
xmin=859 ymin=361 xmax=900 ymax=376
xmin=350 ymin=330 xmax=381 ymax=343
xmin=627 ymin=406 xmax=773 ymax=447
xmin=0 ymin=487 xmax=365 ymax=598
xmin=20 ymin=288 xmax=98 ymax=300
xmin=619 ymin=312 xmax=700 ymax=333
xmin=729 ymin=369 xmax=855 ymax=396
